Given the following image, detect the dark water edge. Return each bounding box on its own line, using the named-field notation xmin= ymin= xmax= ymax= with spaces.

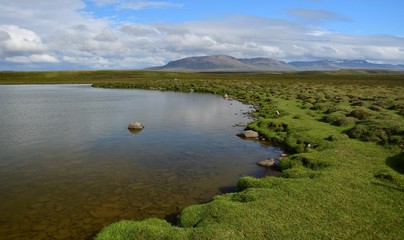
xmin=0 ymin=85 xmax=281 ymax=240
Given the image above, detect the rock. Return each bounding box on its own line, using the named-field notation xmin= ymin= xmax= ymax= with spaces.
xmin=237 ymin=130 xmax=259 ymax=139
xmin=234 ymin=122 xmax=247 ymax=127
xmin=281 ymin=153 xmax=288 ymax=157
xmin=257 ymin=158 xmax=276 ymax=167
xmin=128 ymin=121 xmax=144 ymax=130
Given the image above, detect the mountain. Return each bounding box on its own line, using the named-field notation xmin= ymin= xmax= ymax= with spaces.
xmin=148 ymin=55 xmax=296 ymax=72
xmin=156 ymin=55 xmax=249 ymax=71
xmin=148 ymin=55 xmax=404 ymax=72
xmin=288 ymin=60 xmax=404 ymax=71
xmin=238 ymin=57 xmax=296 ymax=71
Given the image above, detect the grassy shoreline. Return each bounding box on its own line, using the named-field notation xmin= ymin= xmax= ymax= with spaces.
xmin=1 ymin=70 xmax=403 ymax=239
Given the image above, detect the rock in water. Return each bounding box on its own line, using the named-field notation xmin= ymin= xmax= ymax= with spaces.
xmin=128 ymin=122 xmax=144 ymax=130
xmin=237 ymin=130 xmax=259 ymax=139
xmin=257 ymin=158 xmax=276 ymax=167
xmin=234 ymin=122 xmax=248 ymax=127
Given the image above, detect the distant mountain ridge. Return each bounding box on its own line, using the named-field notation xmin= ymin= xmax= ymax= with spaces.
xmin=238 ymin=57 xmax=296 ymax=71
xmin=288 ymin=59 xmax=404 ymax=71
xmin=148 ymin=55 xmax=404 ymax=72
xmin=148 ymin=55 xmax=296 ymax=72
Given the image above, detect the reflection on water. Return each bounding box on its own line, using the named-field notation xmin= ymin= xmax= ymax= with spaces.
xmin=0 ymin=85 xmax=281 ymax=239
xmin=128 ymin=128 xmax=143 ymax=135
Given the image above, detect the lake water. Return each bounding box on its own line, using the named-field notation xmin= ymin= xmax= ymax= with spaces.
xmin=0 ymin=84 xmax=281 ymax=239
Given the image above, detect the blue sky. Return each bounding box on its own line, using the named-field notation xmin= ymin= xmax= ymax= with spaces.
xmin=1 ymin=0 xmax=403 ymax=70
xmin=85 ymin=0 xmax=404 ymax=35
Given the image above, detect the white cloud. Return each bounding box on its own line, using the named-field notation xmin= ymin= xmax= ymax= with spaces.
xmin=0 ymin=0 xmax=108 ymax=36
xmin=93 ymin=29 xmax=119 ymax=42
xmin=0 ymin=25 xmax=47 ymax=54
xmin=6 ymin=54 xmax=59 ymax=63
xmin=90 ymin=0 xmax=120 ymax=7
xmin=306 ymin=29 xmax=335 ymax=37
xmin=0 ymin=31 xmax=11 ymax=41
xmin=119 ymin=24 xmax=159 ymax=36
xmin=287 ymin=9 xmax=352 ymax=22
xmin=117 ymin=1 xmax=183 ymax=10
xmin=89 ymin=0 xmax=183 ymax=10
xmin=62 ymin=55 xmax=111 ymax=67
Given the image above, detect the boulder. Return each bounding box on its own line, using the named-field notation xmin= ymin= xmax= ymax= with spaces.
xmin=128 ymin=121 xmax=144 ymax=130
xmin=257 ymin=158 xmax=276 ymax=167
xmin=237 ymin=130 xmax=259 ymax=139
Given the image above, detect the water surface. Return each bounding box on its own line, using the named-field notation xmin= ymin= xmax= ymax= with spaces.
xmin=0 ymin=85 xmax=281 ymax=239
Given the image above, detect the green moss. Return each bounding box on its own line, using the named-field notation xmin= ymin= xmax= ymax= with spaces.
xmin=281 ymin=166 xmax=320 ymax=179
xmin=95 ymin=218 xmax=188 ymax=240
xmin=347 ymin=118 xmax=404 ymax=145
xmin=310 ymin=102 xmax=331 ymax=112
xmin=348 ymin=107 xmax=375 ymax=120
xmin=326 ymin=134 xmax=350 ymax=142
xmin=324 ymin=111 xmax=356 ymax=126
xmin=178 ymin=205 xmax=207 ymax=228
xmin=368 ymin=105 xmax=384 ymax=111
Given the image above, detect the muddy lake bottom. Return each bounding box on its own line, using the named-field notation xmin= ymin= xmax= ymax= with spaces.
xmin=0 ymin=85 xmax=281 ymax=239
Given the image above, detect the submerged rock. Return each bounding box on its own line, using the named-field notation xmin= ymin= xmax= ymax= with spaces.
xmin=128 ymin=121 xmax=144 ymax=130
xmin=237 ymin=130 xmax=259 ymax=139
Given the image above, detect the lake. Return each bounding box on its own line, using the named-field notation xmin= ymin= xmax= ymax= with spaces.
xmin=0 ymin=84 xmax=281 ymax=239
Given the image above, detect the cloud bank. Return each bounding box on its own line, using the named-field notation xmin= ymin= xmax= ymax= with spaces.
xmin=0 ymin=0 xmax=403 ymax=70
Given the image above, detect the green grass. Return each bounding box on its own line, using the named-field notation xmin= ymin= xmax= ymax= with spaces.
xmin=1 ymin=70 xmax=403 ymax=239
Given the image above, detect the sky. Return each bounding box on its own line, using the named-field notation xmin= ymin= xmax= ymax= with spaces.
xmin=0 ymin=0 xmax=403 ymax=70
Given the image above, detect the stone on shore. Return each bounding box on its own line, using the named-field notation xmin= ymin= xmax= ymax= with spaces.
xmin=128 ymin=121 xmax=144 ymax=130
xmin=237 ymin=130 xmax=259 ymax=139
